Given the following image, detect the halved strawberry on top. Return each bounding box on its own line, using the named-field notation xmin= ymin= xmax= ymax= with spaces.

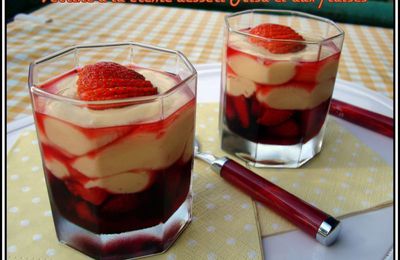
xmin=248 ymin=23 xmax=306 ymax=54
xmin=77 ymin=62 xmax=158 ymax=108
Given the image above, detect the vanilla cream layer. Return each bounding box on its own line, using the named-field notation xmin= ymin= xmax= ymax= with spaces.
xmin=42 ymin=102 xmax=194 ymax=194
xmin=42 ymin=69 xmax=191 ymax=128
xmin=256 ymin=80 xmax=335 ymax=110
xmin=85 ymin=171 xmax=152 ymax=194
xmin=72 ymin=103 xmax=195 ymax=178
xmin=227 ymin=33 xmax=339 ymax=85
xmin=226 ymin=75 xmax=256 ymax=97
xmin=39 ymin=69 xmax=193 ymax=128
xmin=41 ymin=69 xmax=193 ymax=156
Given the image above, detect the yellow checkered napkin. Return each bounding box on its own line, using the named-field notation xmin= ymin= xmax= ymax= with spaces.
xmin=254 ymin=122 xmax=393 ymax=236
xmin=195 ymin=103 xmax=393 ymax=237
xmin=6 ymin=113 xmax=263 ymax=258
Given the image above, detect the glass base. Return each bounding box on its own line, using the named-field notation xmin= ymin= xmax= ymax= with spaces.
xmin=220 ymin=124 xmax=326 ymax=168
xmin=53 ymin=194 xmax=192 ymax=259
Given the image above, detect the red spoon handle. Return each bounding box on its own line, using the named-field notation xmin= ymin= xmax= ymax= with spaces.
xmin=330 ymin=99 xmax=393 ymax=138
xmin=220 ymin=159 xmax=340 ymax=245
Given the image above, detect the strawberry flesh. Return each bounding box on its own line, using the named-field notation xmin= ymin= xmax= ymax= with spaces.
xmin=233 ymin=96 xmax=250 ymax=128
xmin=268 ymin=120 xmax=300 ymax=138
xmin=300 ymin=100 xmax=330 ymax=141
xmin=75 ymin=201 xmax=98 ymax=223
xmin=101 ymin=194 xmax=139 ymax=214
xmin=225 ymin=96 xmax=236 ymax=120
xmin=249 ymin=23 xmax=306 ymax=54
xmin=257 ymin=106 xmax=293 ymax=126
xmin=65 ymin=181 xmax=108 ymax=206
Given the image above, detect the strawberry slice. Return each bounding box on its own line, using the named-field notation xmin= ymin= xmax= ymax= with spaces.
xmin=233 ymin=96 xmax=250 ymax=128
xmin=101 ymin=194 xmax=139 ymax=214
xmin=65 ymin=181 xmax=108 ymax=206
xmin=257 ymin=107 xmax=293 ymax=126
xmin=268 ymin=120 xmax=300 ymax=138
xmin=251 ymin=99 xmax=263 ymax=119
xmin=225 ymin=96 xmax=236 ymax=120
xmin=77 ymin=62 xmax=158 ymax=106
xmin=75 ymin=202 xmax=98 ymax=223
xmin=248 ymin=23 xmax=306 ymax=54
xmin=300 ymin=100 xmax=330 ymax=142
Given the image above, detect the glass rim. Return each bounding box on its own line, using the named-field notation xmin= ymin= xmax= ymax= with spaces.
xmin=28 ymin=42 xmax=197 ymax=105
xmin=225 ymin=9 xmax=345 ymax=45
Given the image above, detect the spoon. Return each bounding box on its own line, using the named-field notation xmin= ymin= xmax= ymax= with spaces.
xmin=194 ymin=139 xmax=341 ymax=246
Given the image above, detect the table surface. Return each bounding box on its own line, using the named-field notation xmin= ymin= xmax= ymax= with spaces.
xmin=6 ymin=2 xmax=394 ymax=123
xmin=6 ymin=3 xmax=394 ymax=260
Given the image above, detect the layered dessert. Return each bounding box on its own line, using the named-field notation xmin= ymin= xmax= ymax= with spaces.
xmin=32 ymin=61 xmax=195 ymax=258
xmin=224 ymin=23 xmax=340 ymax=145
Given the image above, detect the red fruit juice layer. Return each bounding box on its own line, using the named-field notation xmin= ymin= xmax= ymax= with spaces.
xmin=43 ymin=155 xmax=192 ymax=234
xmin=34 ymin=68 xmax=195 ymax=235
xmin=224 ymin=27 xmax=340 ymax=145
xmin=68 ymin=222 xmax=186 ymax=260
xmin=224 ymin=94 xmax=331 ymax=145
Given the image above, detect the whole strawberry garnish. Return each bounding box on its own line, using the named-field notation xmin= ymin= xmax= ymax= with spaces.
xmin=248 ymin=23 xmax=306 ymax=54
xmin=77 ymin=62 xmax=157 ymax=104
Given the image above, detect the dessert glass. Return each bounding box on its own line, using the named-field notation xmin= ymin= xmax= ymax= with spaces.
xmin=220 ymin=10 xmax=344 ymax=168
xmin=28 ymin=42 xmax=197 ymax=259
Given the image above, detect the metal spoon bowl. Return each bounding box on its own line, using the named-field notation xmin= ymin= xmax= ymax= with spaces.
xmin=194 ymin=138 xmax=218 ymax=165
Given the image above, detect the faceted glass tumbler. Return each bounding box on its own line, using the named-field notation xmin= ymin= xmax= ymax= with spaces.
xmin=220 ymin=9 xmax=344 ymax=168
xmin=28 ymin=42 xmax=197 ymax=259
